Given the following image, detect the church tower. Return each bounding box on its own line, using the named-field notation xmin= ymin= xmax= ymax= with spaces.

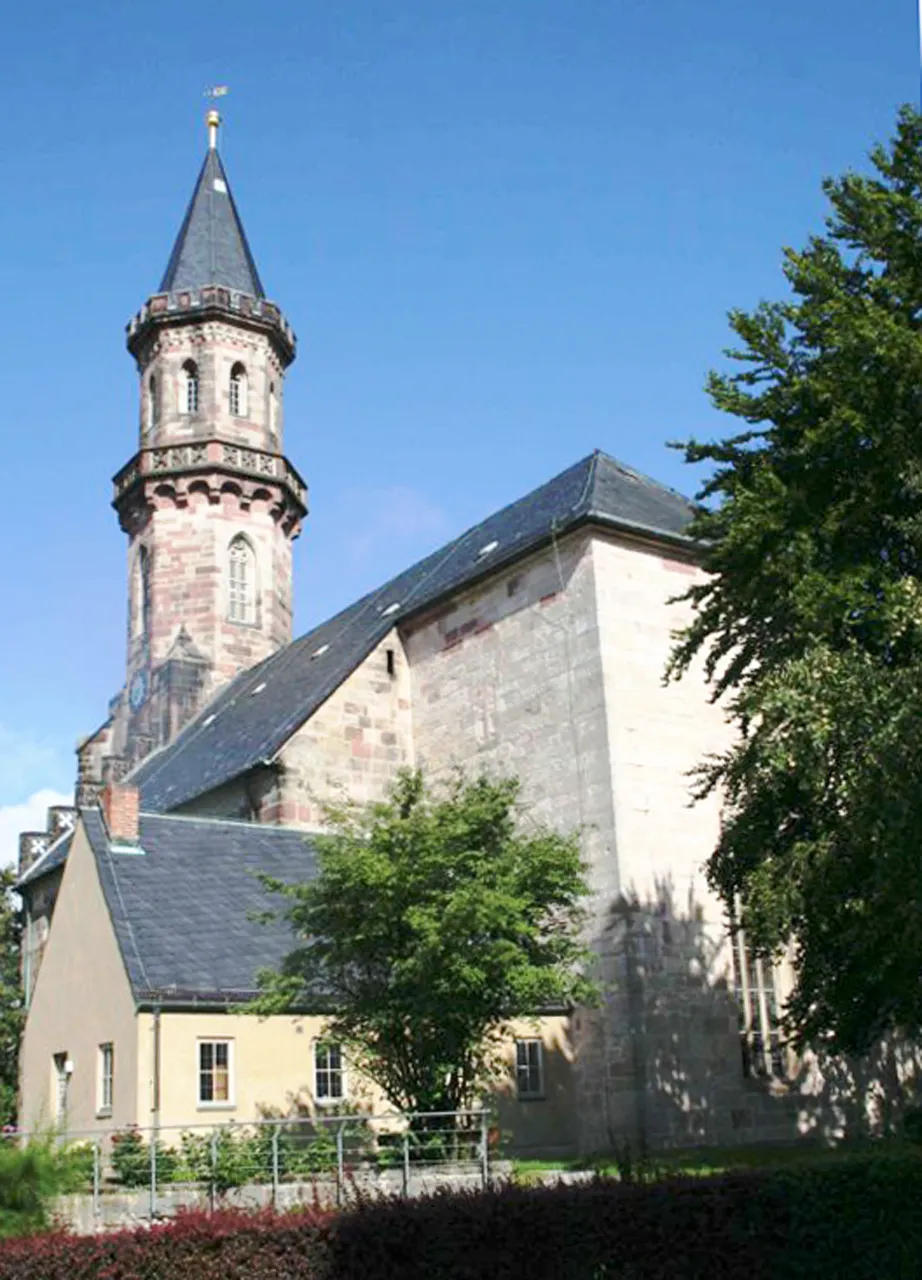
xmin=78 ymin=109 xmax=306 ymax=794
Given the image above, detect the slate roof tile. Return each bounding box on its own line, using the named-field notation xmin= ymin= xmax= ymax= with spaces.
xmin=84 ymin=810 xmax=317 ymax=1005
xmin=131 ymin=450 xmax=694 ymax=814
xmin=159 ymin=148 xmax=264 ymax=297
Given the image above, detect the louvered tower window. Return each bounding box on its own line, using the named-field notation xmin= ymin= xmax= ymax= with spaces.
xmin=228 ymin=536 xmax=255 ymax=624
xmin=182 ymin=360 xmax=199 ymax=414
xmin=229 ymin=363 xmax=248 ymax=417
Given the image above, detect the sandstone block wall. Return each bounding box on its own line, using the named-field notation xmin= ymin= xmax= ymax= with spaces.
xmin=269 ymin=631 xmax=415 ymax=825
xmin=401 ymin=531 xmax=617 ymax=906
xmin=134 ymin=321 xmax=286 ymax=453
xmin=126 ymin=490 xmax=293 ymax=688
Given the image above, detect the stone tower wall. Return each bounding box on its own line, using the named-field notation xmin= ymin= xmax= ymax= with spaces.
xmin=124 ymin=487 xmax=294 ymax=688
xmin=135 ymin=320 xmax=286 ymax=453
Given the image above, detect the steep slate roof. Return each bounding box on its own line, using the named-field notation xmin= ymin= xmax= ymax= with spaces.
xmin=83 ymin=809 xmax=318 ymax=1005
xmin=159 ymin=148 xmax=265 ymax=297
xmin=132 ymin=450 xmax=696 ymax=814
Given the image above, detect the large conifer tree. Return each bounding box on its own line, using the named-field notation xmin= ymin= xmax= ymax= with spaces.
xmin=671 ymin=107 xmax=922 ymax=1053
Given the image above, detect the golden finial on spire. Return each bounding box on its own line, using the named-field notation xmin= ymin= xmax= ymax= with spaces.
xmin=204 ymin=85 xmax=229 ymax=149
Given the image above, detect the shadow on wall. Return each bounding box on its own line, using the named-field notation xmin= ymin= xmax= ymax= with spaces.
xmin=493 ymin=1028 xmax=580 ymax=1162
xmin=570 ymin=876 xmax=922 ymax=1155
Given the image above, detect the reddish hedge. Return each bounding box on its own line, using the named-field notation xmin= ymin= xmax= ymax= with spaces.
xmin=0 ymin=1208 xmax=333 ymax=1280
xmin=0 ymin=1153 xmax=921 ymax=1278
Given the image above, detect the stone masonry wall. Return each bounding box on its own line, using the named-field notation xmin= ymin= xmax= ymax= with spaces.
xmin=266 ymin=631 xmax=415 ymax=826
xmin=126 ymin=488 xmax=293 ymax=689
xmin=401 ymin=531 xmax=616 ymax=914
xmin=401 ymin=534 xmax=614 ymax=1155
xmin=586 ymin=531 xmax=803 ymax=1151
xmin=135 ymin=320 xmax=286 ymax=454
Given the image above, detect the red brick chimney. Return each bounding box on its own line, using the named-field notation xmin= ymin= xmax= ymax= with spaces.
xmin=101 ymin=784 xmax=140 ymax=844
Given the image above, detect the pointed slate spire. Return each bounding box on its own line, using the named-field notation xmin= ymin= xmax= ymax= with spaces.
xmin=159 ymin=115 xmax=265 ymax=298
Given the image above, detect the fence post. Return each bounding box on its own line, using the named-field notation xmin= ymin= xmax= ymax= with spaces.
xmin=209 ymin=1131 xmax=218 ymax=1215
xmin=336 ymin=1123 xmax=345 ymax=1207
xmin=402 ymin=1130 xmax=410 ymax=1197
xmin=92 ymin=1139 xmax=101 ymax=1220
xmin=149 ymin=1128 xmax=157 ymax=1219
xmin=271 ymin=1124 xmax=280 ymax=1206
xmin=480 ymin=1111 xmax=489 ymax=1189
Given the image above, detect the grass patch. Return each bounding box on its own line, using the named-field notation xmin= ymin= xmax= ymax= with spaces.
xmin=512 ymin=1136 xmax=918 ymax=1182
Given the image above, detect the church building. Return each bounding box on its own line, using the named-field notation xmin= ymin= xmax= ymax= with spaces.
xmin=16 ymin=112 xmax=816 ymax=1155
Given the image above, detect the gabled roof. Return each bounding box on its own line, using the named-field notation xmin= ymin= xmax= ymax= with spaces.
xmin=132 ymin=450 xmax=696 ymax=814
xmin=83 ymin=809 xmax=318 ymax=1005
xmin=159 ymin=147 xmax=264 ymax=297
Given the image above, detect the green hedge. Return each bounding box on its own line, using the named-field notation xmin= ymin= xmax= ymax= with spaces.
xmin=0 ymin=1152 xmax=920 ymax=1277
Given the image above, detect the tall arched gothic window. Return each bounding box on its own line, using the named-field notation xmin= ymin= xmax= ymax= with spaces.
xmin=229 ymin=363 xmax=248 ymax=417
xmin=228 ymin=536 xmax=256 ymax=624
xmin=181 ymin=360 xmax=199 ymax=414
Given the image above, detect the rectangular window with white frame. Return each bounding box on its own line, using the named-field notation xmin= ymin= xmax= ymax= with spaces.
xmin=515 ymin=1038 xmax=544 ymax=1100
xmin=98 ymin=1043 xmax=114 ymax=1115
xmin=731 ymin=929 xmax=786 ymax=1079
xmin=198 ymin=1039 xmax=234 ymax=1107
xmin=313 ymin=1041 xmax=346 ymax=1104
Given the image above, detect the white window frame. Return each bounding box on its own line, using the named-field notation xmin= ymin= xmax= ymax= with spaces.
xmin=515 ymin=1038 xmax=544 ymax=1100
xmin=229 ymin=364 xmax=248 ymax=417
xmin=98 ymin=1043 xmax=113 ymax=1116
xmin=313 ymin=1040 xmax=346 ymax=1105
xmin=197 ymin=1038 xmax=235 ymax=1109
xmin=732 ymin=929 xmax=786 ymax=1079
xmin=181 ymin=361 xmax=199 ymax=415
xmin=227 ymin=536 xmax=256 ymax=625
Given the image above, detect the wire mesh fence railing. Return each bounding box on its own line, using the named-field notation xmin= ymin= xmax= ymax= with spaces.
xmin=8 ymin=1109 xmax=491 ymax=1220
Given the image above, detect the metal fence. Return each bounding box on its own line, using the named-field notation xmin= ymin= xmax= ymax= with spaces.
xmin=16 ymin=1109 xmax=492 ymax=1222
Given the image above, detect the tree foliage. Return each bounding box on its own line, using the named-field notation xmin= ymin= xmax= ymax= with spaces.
xmin=0 ymin=871 xmax=22 ymax=1126
xmin=253 ymin=770 xmax=594 ymax=1114
xmin=669 ymin=107 xmax=922 ymax=1054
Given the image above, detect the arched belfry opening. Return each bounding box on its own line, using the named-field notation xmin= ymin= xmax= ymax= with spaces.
xmin=229 ymin=363 xmax=248 ymax=417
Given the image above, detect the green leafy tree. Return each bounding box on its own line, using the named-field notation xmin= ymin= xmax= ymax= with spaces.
xmin=0 ymin=870 xmax=23 ymax=1126
xmin=669 ymin=106 xmax=922 ymax=1054
xmin=253 ymin=770 xmax=594 ymax=1114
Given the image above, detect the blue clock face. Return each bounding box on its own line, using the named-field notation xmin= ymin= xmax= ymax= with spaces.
xmin=129 ymin=668 xmax=149 ymax=712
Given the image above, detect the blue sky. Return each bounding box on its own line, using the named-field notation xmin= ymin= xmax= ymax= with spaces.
xmin=0 ymin=0 xmax=916 ymax=850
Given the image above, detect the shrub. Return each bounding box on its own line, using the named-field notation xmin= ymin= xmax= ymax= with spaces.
xmin=903 ymin=1103 xmax=922 ymax=1144
xmin=1 ymin=1151 xmax=922 ymax=1276
xmin=0 ymin=1207 xmax=333 ymax=1279
xmin=110 ymin=1127 xmax=179 ymax=1188
xmin=0 ymin=1137 xmax=94 ymax=1239
xmin=178 ymin=1127 xmax=259 ymax=1195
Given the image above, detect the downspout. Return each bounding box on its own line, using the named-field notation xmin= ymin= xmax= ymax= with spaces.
xmin=152 ymin=1006 xmax=161 ymax=1134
